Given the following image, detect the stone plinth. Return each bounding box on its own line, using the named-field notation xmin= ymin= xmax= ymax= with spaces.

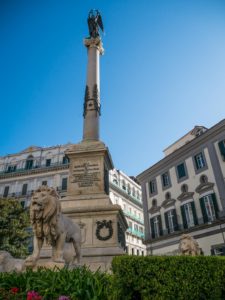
xmin=61 ymin=141 xmax=128 ymax=271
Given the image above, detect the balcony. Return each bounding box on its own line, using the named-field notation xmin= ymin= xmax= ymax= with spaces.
xmin=127 ymin=227 xmax=145 ymax=239
xmin=0 ymin=162 xmax=69 ymax=179
xmin=110 ymin=181 xmax=143 ymax=208
xmin=123 ymin=210 xmax=144 ymax=225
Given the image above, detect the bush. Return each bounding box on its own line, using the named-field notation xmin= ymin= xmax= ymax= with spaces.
xmin=0 ymin=266 xmax=111 ymax=300
xmin=111 ymin=255 xmax=225 ymax=300
xmin=0 ymin=198 xmax=30 ymax=258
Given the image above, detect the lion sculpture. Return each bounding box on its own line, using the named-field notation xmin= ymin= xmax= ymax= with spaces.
xmin=25 ymin=186 xmax=82 ymax=266
xmin=179 ymin=234 xmax=201 ymax=256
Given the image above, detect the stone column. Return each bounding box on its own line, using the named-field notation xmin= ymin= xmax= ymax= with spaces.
xmin=83 ymin=37 xmax=104 ymax=141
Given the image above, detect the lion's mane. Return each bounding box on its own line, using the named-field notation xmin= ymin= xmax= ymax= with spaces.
xmin=30 ymin=186 xmax=61 ymax=246
xmin=179 ymin=234 xmax=201 ymax=256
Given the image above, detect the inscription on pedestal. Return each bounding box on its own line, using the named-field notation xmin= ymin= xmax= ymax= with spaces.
xmin=71 ymin=163 xmax=100 ymax=187
xmin=70 ymin=160 xmax=102 ymax=192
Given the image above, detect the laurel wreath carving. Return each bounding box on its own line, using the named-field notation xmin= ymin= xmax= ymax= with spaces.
xmin=96 ymin=220 xmax=113 ymax=241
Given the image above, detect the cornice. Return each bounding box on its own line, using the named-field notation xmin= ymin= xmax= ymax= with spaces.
xmin=137 ymin=119 xmax=225 ymax=182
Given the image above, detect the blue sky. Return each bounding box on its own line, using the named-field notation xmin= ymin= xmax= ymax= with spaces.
xmin=1 ymin=0 xmax=225 ymax=176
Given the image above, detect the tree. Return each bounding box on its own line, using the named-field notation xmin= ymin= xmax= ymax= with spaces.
xmin=0 ymin=198 xmax=31 ymax=258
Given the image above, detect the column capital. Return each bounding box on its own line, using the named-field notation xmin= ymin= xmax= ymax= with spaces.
xmin=83 ymin=37 xmax=104 ymax=55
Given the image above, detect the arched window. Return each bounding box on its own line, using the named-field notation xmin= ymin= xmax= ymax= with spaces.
xmin=113 ymin=174 xmax=118 ymax=185
xmin=122 ymin=180 xmax=126 ymax=190
xmin=165 ymin=192 xmax=171 ymax=200
xmin=152 ymin=199 xmax=157 ymax=207
xmin=200 ymin=175 xmax=208 ymax=184
xmin=127 ymin=184 xmax=131 ymax=195
xmin=181 ymin=184 xmax=188 ymax=193
xmin=25 ymin=155 xmax=33 ymax=170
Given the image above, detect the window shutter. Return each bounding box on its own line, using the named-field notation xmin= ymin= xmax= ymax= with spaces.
xmin=164 ymin=212 xmax=169 ymax=234
xmin=211 ymin=193 xmax=219 ymax=218
xmin=200 ymin=197 xmax=208 ymax=223
xmin=158 ymin=215 xmax=163 ymax=236
xmin=180 ymin=205 xmax=187 ymax=229
xmin=173 ymin=209 xmax=178 ymax=231
xmin=218 ymin=141 xmax=225 ymax=159
xmin=191 ymin=202 xmax=198 ymax=225
xmin=150 ymin=218 xmax=155 ymax=239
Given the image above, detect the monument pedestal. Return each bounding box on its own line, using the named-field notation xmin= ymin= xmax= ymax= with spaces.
xmin=61 ymin=141 xmax=127 ymax=271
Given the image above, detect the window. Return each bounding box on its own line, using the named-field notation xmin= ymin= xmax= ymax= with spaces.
xmin=194 ymin=152 xmax=206 ymax=170
xmin=128 ymin=221 xmax=132 ymax=229
xmin=132 ymin=188 xmax=136 ymax=197
xmin=62 ymin=178 xmax=68 ymax=191
xmin=218 ymin=140 xmax=225 ymax=160
xmin=3 ymin=186 xmax=9 ymax=198
xmin=122 ymin=180 xmax=126 ymax=190
xmin=22 ymin=183 xmax=28 ymax=196
xmin=137 ymin=191 xmax=140 ymax=200
xmin=134 ymin=224 xmax=138 ymax=231
xmin=164 ymin=209 xmax=178 ymax=233
xmin=177 ymin=163 xmax=186 ymax=179
xmin=137 ymin=249 xmax=139 ymax=256
xmin=162 ymin=172 xmax=170 ymax=188
xmin=152 ymin=199 xmax=157 ymax=207
xmin=7 ymin=165 xmax=17 ymax=173
xmin=181 ymin=184 xmax=188 ymax=193
xmin=211 ymin=245 xmax=225 ymax=256
xmin=25 ymin=159 xmax=33 ymax=169
xmin=62 ymin=156 xmax=69 ymax=164
xmin=200 ymin=194 xmax=218 ymax=223
xmin=42 ymin=181 xmax=47 ymax=186
xmin=149 ymin=179 xmax=157 ymax=195
xmin=127 ymin=184 xmax=131 ymax=195
xmin=45 ymin=159 xmax=51 ymax=167
xmin=150 ymin=215 xmax=162 ymax=239
xmin=113 ymin=175 xmax=118 ymax=185
xmin=181 ymin=202 xmax=197 ymax=229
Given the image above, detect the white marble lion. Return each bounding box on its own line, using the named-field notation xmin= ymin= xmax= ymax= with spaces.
xmin=25 ymin=186 xmax=82 ymax=266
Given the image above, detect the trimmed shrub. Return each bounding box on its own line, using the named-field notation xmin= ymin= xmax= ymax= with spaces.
xmin=0 ymin=266 xmax=111 ymax=300
xmin=111 ymin=255 xmax=225 ymax=300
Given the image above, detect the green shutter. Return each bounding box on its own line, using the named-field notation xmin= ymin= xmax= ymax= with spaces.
xmin=150 ymin=218 xmax=155 ymax=239
xmin=158 ymin=215 xmax=163 ymax=236
xmin=211 ymin=193 xmax=219 ymax=218
xmin=181 ymin=205 xmax=188 ymax=229
xmin=200 ymin=197 xmax=208 ymax=223
xmin=173 ymin=209 xmax=178 ymax=231
xmin=218 ymin=141 xmax=225 ymax=159
xmin=164 ymin=212 xmax=169 ymax=233
xmin=191 ymin=202 xmax=198 ymax=225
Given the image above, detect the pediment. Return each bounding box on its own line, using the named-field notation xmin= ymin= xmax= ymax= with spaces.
xmin=177 ymin=192 xmax=194 ymax=202
xmin=195 ymin=182 xmax=214 ymax=194
xmin=161 ymin=198 xmax=176 ymax=208
xmin=148 ymin=206 xmax=161 ymax=214
xmin=21 ymin=146 xmax=42 ymax=153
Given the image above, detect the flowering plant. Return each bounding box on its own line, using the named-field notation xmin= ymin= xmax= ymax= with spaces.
xmin=10 ymin=287 xmax=20 ymax=294
xmin=27 ymin=290 xmax=42 ymax=300
xmin=58 ymin=296 xmax=70 ymax=300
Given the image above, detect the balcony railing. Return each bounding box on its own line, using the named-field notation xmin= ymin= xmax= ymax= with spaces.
xmin=0 ymin=162 xmax=69 ymax=177
xmin=127 ymin=227 xmax=145 ymax=239
xmin=110 ymin=181 xmax=143 ymax=208
xmin=123 ymin=211 xmax=144 ymax=225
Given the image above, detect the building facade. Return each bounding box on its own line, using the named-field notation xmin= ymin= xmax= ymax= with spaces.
xmin=0 ymin=144 xmax=146 ymax=256
xmin=137 ymin=119 xmax=225 ymax=256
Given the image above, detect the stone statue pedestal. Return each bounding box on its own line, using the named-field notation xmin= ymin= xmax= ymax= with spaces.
xmin=61 ymin=141 xmax=127 ymax=271
xmin=25 ymin=261 xmax=65 ymax=271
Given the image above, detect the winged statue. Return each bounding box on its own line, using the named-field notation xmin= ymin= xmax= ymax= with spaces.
xmin=87 ymin=9 xmax=104 ymax=38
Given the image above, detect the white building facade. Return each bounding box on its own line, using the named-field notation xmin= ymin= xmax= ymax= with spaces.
xmin=137 ymin=120 xmax=225 ymax=256
xmin=0 ymin=144 xmax=146 ymax=256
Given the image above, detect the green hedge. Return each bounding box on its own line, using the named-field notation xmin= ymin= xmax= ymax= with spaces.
xmin=1 ymin=256 xmax=225 ymax=299
xmin=0 ymin=267 xmax=111 ymax=300
xmin=111 ymin=255 xmax=225 ymax=300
